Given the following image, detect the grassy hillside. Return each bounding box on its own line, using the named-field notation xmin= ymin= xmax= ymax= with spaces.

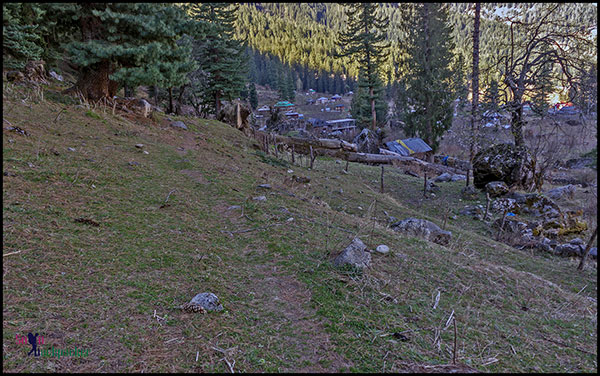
xmin=3 ymin=82 xmax=597 ymax=372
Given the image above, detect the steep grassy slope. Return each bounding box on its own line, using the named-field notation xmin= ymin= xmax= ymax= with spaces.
xmin=3 ymin=84 xmax=597 ymax=372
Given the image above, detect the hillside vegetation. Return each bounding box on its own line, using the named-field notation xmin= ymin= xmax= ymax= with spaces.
xmin=2 ymin=84 xmax=597 ymax=372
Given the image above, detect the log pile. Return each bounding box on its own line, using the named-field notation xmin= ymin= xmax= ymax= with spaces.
xmin=252 ymin=130 xmax=466 ymax=176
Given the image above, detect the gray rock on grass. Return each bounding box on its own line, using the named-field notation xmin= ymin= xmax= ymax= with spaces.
xmin=170 ymin=121 xmax=188 ymax=130
xmin=333 ymin=238 xmax=371 ymax=269
xmin=189 ymin=292 xmax=223 ymax=311
xmin=391 ymin=218 xmax=452 ymax=246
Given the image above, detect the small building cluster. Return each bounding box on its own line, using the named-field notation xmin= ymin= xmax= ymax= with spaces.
xmin=384 ymin=138 xmax=433 ymax=160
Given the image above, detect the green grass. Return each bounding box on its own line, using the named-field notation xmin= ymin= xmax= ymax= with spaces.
xmin=2 ymin=85 xmax=597 ymax=372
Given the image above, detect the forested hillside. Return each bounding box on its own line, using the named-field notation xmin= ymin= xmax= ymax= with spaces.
xmin=237 ymin=3 xmax=598 ymax=86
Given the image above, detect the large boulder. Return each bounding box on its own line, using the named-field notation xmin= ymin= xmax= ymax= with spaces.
xmin=333 ymin=238 xmax=371 ymax=269
xmin=391 ymin=218 xmax=452 ymax=246
xmin=217 ymin=99 xmax=252 ymax=135
xmin=485 ymin=181 xmax=509 ymax=197
xmin=473 ymin=143 xmax=540 ymax=191
xmin=352 ymin=128 xmax=380 ymax=154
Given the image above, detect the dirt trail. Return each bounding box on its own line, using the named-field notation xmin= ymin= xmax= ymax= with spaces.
xmin=252 ymin=263 xmax=352 ymax=372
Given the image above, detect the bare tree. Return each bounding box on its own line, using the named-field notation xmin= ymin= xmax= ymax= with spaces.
xmin=489 ymin=4 xmax=595 ymax=147
xmin=467 ymin=3 xmax=481 ymax=187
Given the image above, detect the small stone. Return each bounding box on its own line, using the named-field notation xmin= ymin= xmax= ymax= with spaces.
xmin=358 ymin=206 xmax=363 ymax=210
xmin=335 ymin=160 xmax=342 ymax=164
xmin=258 ymin=184 xmax=272 ymax=189
xmin=170 ymin=121 xmax=188 ymax=130
xmin=27 ymin=162 xmax=35 ymax=168
xmin=227 ymin=205 xmax=241 ymax=210
xmin=253 ymin=195 xmax=267 ymax=201
xmin=375 ymin=245 xmax=390 ymax=254
xmin=287 ymin=217 xmax=294 ymax=222
xmin=189 ymin=292 xmax=223 ymax=311
xmin=135 ymin=144 xmax=144 ymax=148
xmin=287 ymin=169 xmax=294 ymax=174
xmin=143 ymin=150 xmax=149 ymax=154
xmin=333 ymin=238 xmax=371 ymax=269
xmin=8 ymin=139 xmax=14 ymax=143
xmin=128 ymin=161 xmax=140 ymax=166
xmin=67 ymin=147 xmax=76 ymax=152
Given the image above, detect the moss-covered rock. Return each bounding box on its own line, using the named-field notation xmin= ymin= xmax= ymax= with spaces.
xmin=473 ymin=143 xmax=541 ymax=191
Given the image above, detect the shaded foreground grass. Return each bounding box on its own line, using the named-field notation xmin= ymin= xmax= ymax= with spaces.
xmin=2 ymin=86 xmax=597 ymax=372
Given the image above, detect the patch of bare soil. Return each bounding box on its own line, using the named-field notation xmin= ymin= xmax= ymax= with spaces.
xmin=253 ymin=264 xmax=353 ymax=372
xmin=180 ymin=169 xmax=208 ymax=184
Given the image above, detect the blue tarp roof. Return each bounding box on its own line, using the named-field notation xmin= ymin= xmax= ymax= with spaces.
xmin=385 ymin=137 xmax=432 ymax=156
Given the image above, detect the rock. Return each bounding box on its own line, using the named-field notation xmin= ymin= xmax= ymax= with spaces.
xmin=258 ymin=184 xmax=272 ymax=189
xmin=135 ymin=144 xmax=144 ymax=149
xmin=189 ymin=292 xmax=223 ymax=311
xmin=6 ymin=70 xmax=25 ymax=82
xmin=391 ymin=218 xmax=452 ymax=246
xmin=293 ymin=175 xmax=311 ymax=184
xmin=485 ymin=181 xmax=509 ymax=197
xmin=564 ymin=157 xmax=594 ymax=170
xmin=132 ymin=99 xmax=152 ymax=118
xmin=128 ymin=161 xmax=140 ymax=166
xmin=143 ymin=150 xmax=149 ymax=155
xmin=589 ymin=247 xmax=597 ymax=259
xmin=426 ymin=180 xmax=439 ymax=193
xmin=405 ymin=170 xmax=419 ymax=178
xmin=545 ymin=184 xmax=576 ymax=200
xmin=170 ymin=121 xmax=188 ymax=130
xmin=569 ymin=237 xmax=584 ymax=245
xmin=434 ymin=173 xmax=466 ymax=183
xmin=49 ymin=70 xmax=64 ymax=82
xmin=565 ymin=119 xmax=581 ymax=127
xmin=491 ymin=198 xmax=520 ymax=214
xmin=434 ymin=172 xmax=453 ymax=182
xmin=67 ymin=147 xmax=76 ymax=152
xmin=473 ymin=143 xmax=540 ymax=191
xmin=375 ymin=245 xmax=390 ymax=254
xmin=333 ymin=238 xmax=371 ymax=269
xmin=555 ymin=243 xmax=582 ymax=257
xmin=253 ymin=195 xmax=267 ymax=201
xmin=352 ymin=128 xmax=380 ymax=154
xmin=459 ymin=205 xmax=484 ymax=218
xmin=461 ymin=186 xmax=478 ymax=200
xmin=227 ymin=205 xmax=241 ymax=210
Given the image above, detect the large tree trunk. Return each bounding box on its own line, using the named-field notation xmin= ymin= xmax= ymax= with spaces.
xmin=467 ymin=2 xmax=481 ymax=187
xmin=168 ymin=87 xmax=174 ymax=114
xmin=63 ymin=5 xmax=119 ymax=101
xmin=510 ymin=101 xmax=525 ymax=147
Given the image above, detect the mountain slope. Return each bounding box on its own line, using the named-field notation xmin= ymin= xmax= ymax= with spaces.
xmin=2 ymin=82 xmax=597 ymax=372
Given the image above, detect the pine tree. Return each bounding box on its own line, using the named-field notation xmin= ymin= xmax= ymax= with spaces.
xmin=49 ymin=4 xmax=195 ymax=101
xmin=2 ymin=3 xmax=45 ymax=69
xmin=187 ymin=3 xmax=248 ymax=115
xmin=338 ymin=3 xmax=390 ymax=130
xmin=396 ymin=3 xmax=456 ymax=155
xmin=249 ymin=82 xmax=258 ymax=109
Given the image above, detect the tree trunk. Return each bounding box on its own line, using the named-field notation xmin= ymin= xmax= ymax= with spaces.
xmin=124 ymin=84 xmax=133 ymax=98
xmin=577 ymin=226 xmax=597 ymax=270
xmin=168 ymin=87 xmax=174 ymax=114
xmin=63 ymin=6 xmax=119 ymax=101
xmin=215 ymin=91 xmax=221 ymax=116
xmin=510 ymin=102 xmax=525 ymax=147
xmin=468 ymin=3 xmax=481 ymax=187
xmin=370 ymin=87 xmax=376 ymax=130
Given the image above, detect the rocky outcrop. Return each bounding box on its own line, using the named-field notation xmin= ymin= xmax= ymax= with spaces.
xmin=188 ymin=292 xmax=224 ymax=311
xmin=353 ymin=128 xmax=380 ymax=154
xmin=333 ymin=238 xmax=371 ymax=269
xmin=461 ymin=186 xmax=478 ymax=200
xmin=473 ymin=143 xmax=540 ymax=191
xmin=434 ymin=172 xmax=466 ymax=183
xmin=391 ymin=218 xmax=452 ymax=246
xmin=485 ymin=181 xmax=509 ymax=197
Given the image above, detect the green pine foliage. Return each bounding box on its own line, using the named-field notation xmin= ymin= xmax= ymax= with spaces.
xmin=2 ymin=3 xmax=44 ymax=69
xmin=338 ymin=3 xmax=390 ymax=129
xmin=396 ymin=3 xmax=457 ymax=153
xmin=186 ymin=3 xmax=248 ymax=115
xmin=249 ymin=82 xmax=258 ymax=109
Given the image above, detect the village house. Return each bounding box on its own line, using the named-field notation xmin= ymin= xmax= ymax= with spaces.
xmin=384 ymin=137 xmax=433 ymax=161
xmin=274 ymin=101 xmax=295 ymax=111
xmin=334 ymin=104 xmax=345 ymax=112
xmin=316 ymin=97 xmax=329 ymax=105
xmin=330 ymin=94 xmax=342 ymax=102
